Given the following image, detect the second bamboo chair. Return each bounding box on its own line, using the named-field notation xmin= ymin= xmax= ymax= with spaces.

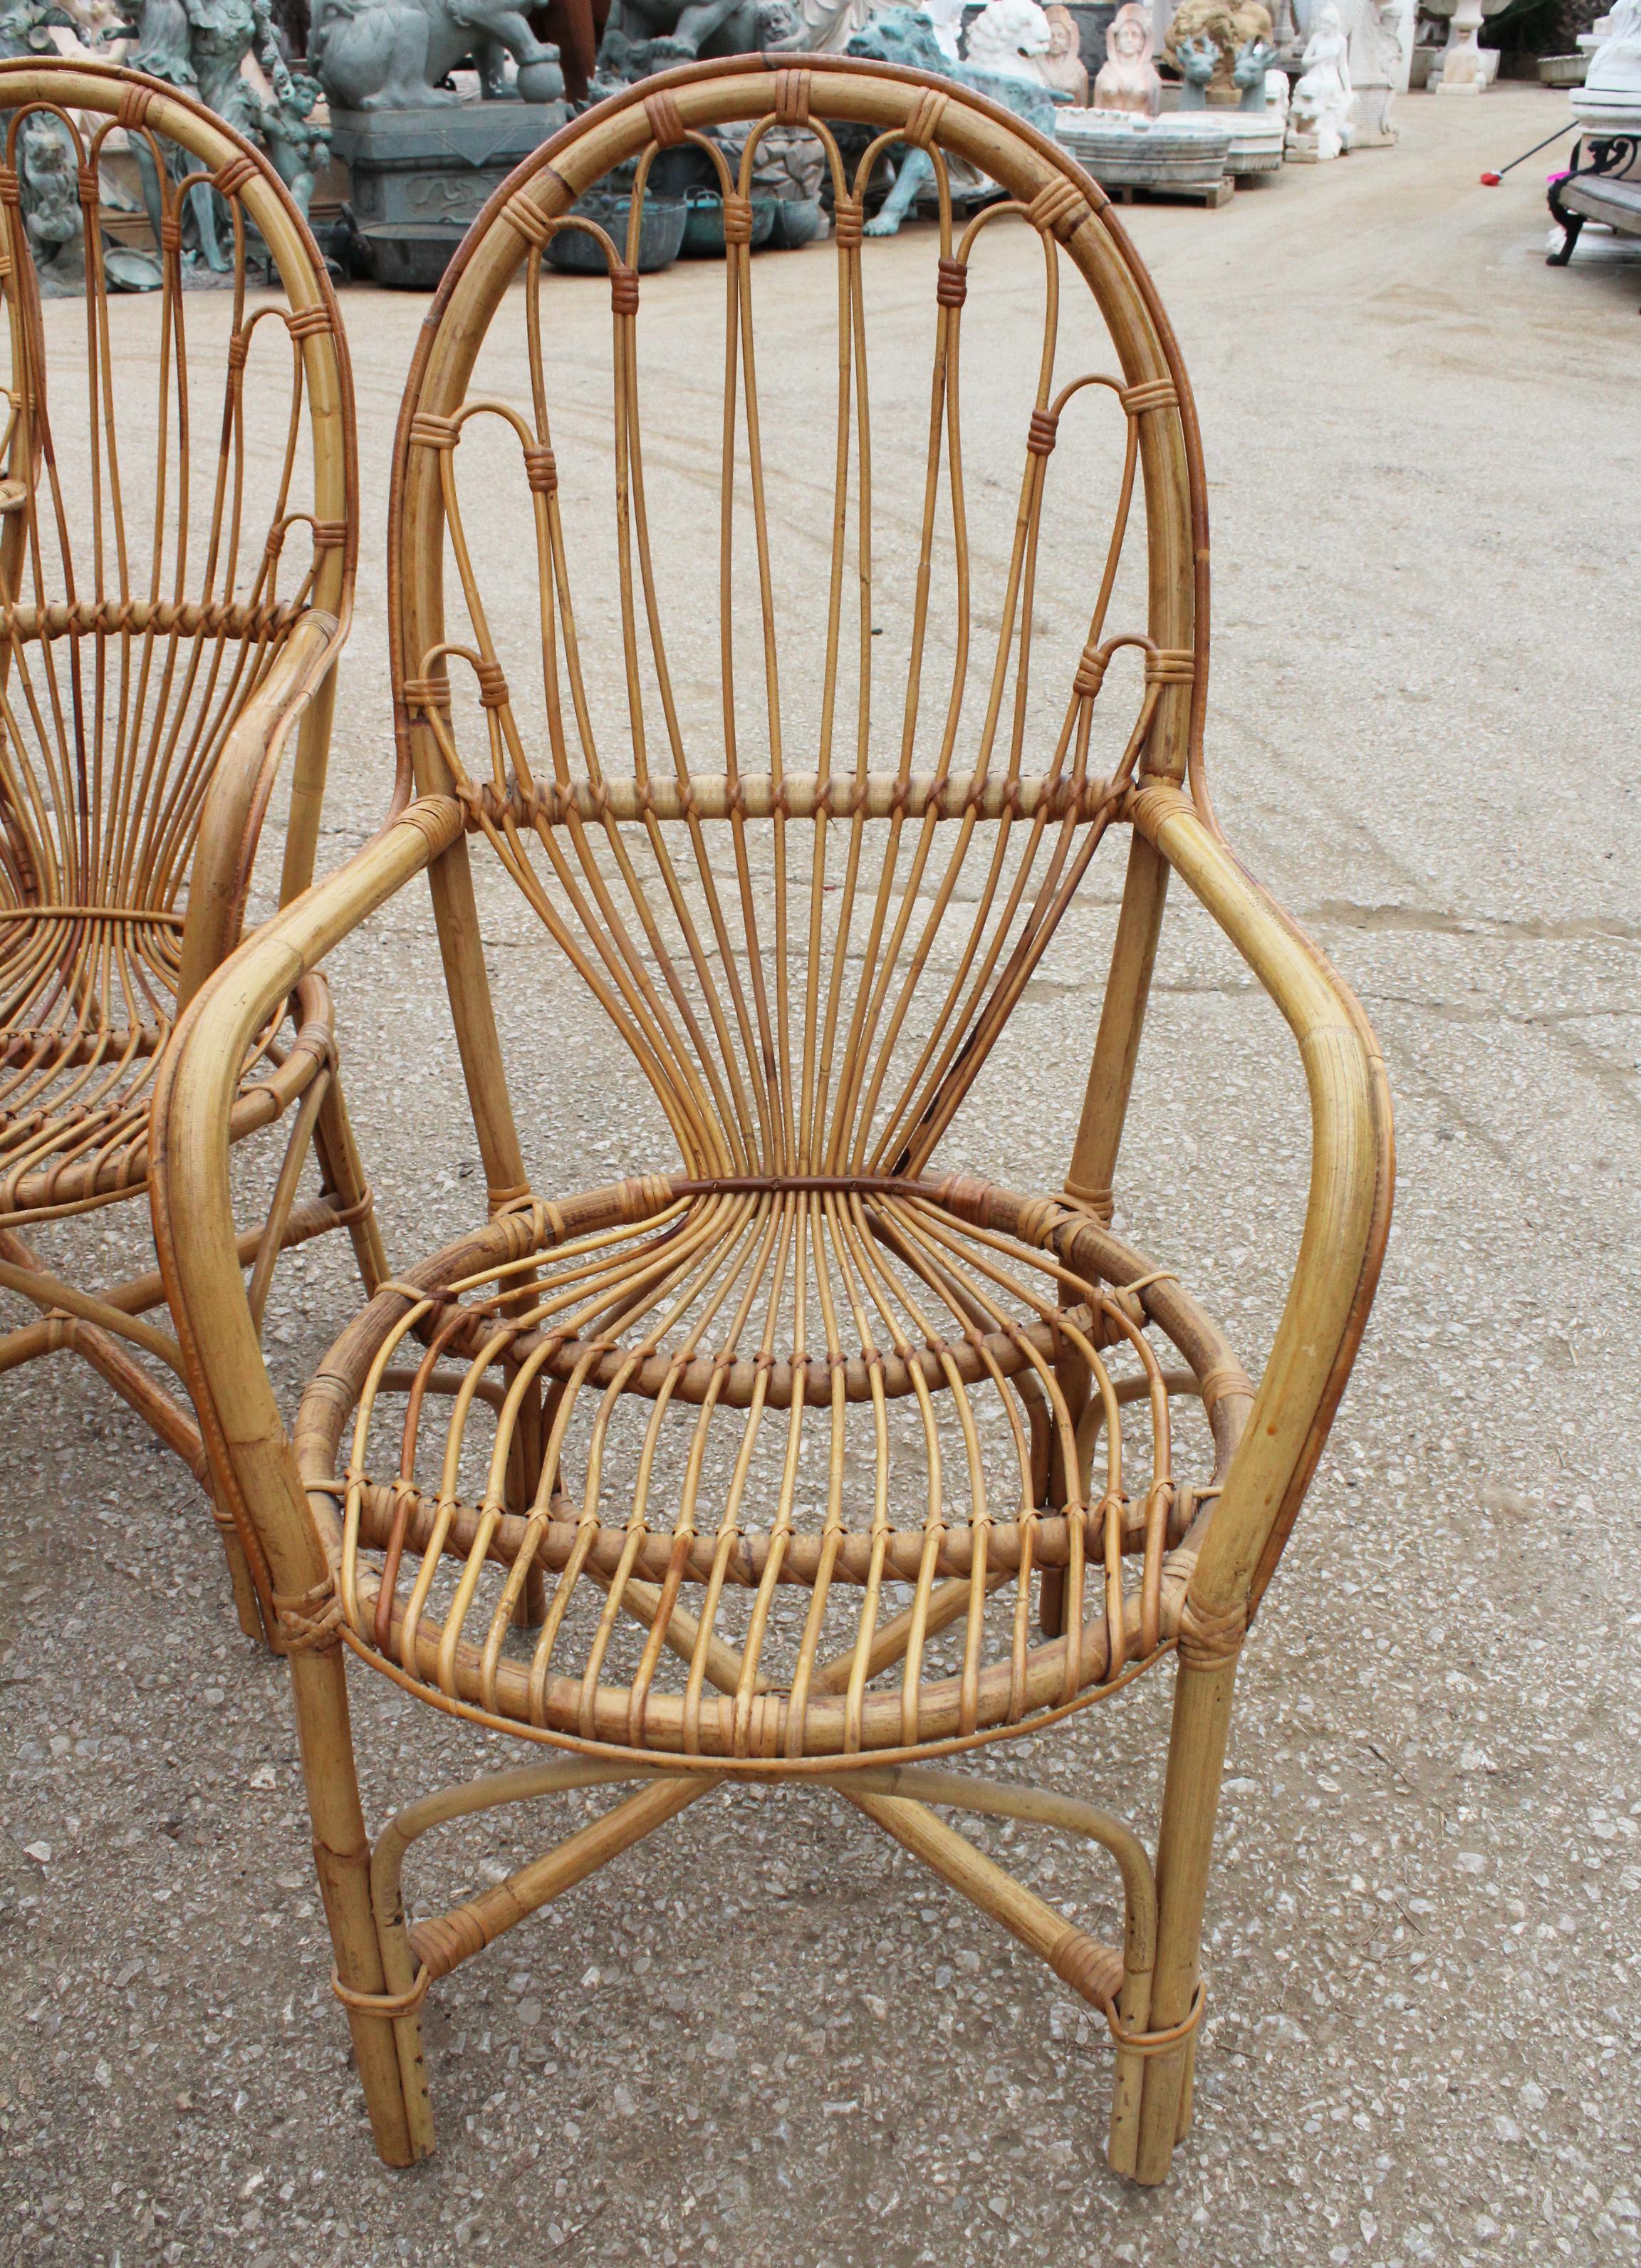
xmin=0 ymin=62 xmax=383 ymax=1644
xmin=153 ymin=56 xmax=1392 ymax=2184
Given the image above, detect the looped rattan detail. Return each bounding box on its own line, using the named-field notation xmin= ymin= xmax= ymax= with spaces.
xmin=75 ymin=165 xmax=99 ymax=206
xmin=1175 ymin=1593 xmax=1246 ymax=1671
xmin=158 ymin=214 xmax=181 ymax=253
xmin=903 ymin=88 xmax=949 ymax=148
xmin=522 ymin=444 xmax=558 ymax=495
xmin=273 ymin=1578 xmax=346 ymax=1654
xmin=721 ymin=194 xmax=754 ymax=247
xmin=408 ymin=411 xmax=461 ymax=452
xmin=226 ymin=329 xmax=251 ymax=370
xmin=935 ymin=254 xmax=967 ymax=307
xmin=214 ymin=153 xmax=257 ymax=199
xmin=1120 ymin=378 xmax=1178 ymax=417
xmin=642 ymin=88 xmax=687 ymax=147
xmin=1106 ymin=1979 xmax=1206 ymax=2055
xmin=771 ymin=67 xmax=812 ymax=125
xmin=285 ymin=303 xmax=333 ymax=340
xmin=117 ymin=83 xmax=155 ymax=130
xmin=402 ymin=673 xmax=451 ymax=712
xmin=609 ymin=266 xmax=640 ymax=315
xmin=474 ymin=660 xmax=509 ymax=709
xmin=1026 ymin=407 xmax=1060 ymax=456
xmin=331 ymin=1963 xmax=432 ymax=2019
xmin=1143 ymin=650 xmax=1195 ymax=685
xmin=0 ymin=166 xmax=21 ymax=208
xmin=310 ymin=520 xmax=348 ymax=551
xmin=1026 ymin=173 xmax=1089 ymax=242
xmin=1073 ymin=643 xmax=1108 ymax=700
xmin=831 ymin=196 xmax=863 ymax=249
xmin=502 ymin=189 xmax=553 ymax=248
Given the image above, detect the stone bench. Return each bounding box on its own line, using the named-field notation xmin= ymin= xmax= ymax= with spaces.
xmin=1548 ymin=145 xmax=1641 ymax=269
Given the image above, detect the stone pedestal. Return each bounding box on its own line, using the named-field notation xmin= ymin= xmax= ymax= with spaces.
xmin=1435 ymin=0 xmax=1486 ymax=92
xmin=330 ymin=100 xmax=569 ymax=291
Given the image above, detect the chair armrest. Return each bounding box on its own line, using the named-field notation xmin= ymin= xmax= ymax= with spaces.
xmin=1128 ymin=783 xmax=1394 ymax=1625
xmin=152 ymin=796 xmax=465 ymax=1598
xmin=177 ymin=608 xmax=345 ymax=1014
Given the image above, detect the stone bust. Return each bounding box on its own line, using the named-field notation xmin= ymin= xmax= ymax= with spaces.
xmin=1093 ymin=0 xmax=1160 ymax=114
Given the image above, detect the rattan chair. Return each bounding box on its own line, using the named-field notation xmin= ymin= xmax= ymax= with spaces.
xmin=0 ymin=63 xmax=383 ymax=1644
xmin=152 ymin=57 xmax=1392 ymax=2184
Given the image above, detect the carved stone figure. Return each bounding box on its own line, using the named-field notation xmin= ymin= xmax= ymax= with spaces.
xmin=1093 ymin=1 xmax=1159 ymax=115
xmin=844 ymin=4 xmax=1058 ymax=236
xmin=1033 ymin=1 xmax=1086 ymax=98
xmin=127 ymin=0 xmax=334 ymax=263
xmin=1348 ymin=0 xmax=1408 ymax=145
xmin=1175 ymin=31 xmax=1217 ymax=103
xmin=309 ymin=0 xmax=566 ymax=109
xmin=1286 ymin=1 xmax=1353 ymax=159
xmin=964 ymin=0 xmax=1051 ymax=80
xmin=1162 ymin=0 xmax=1271 ymax=102
xmin=1231 ymin=31 xmax=1274 ymax=106
xmin=1584 ymin=0 xmax=1641 ymax=95
xmin=592 ymin=0 xmax=766 ymax=83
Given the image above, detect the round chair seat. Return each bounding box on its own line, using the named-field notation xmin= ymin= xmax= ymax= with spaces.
xmin=300 ymin=1172 xmax=1255 ymax=1771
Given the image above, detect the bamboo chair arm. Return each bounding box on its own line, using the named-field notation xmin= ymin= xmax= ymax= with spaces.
xmin=176 ymin=607 xmax=348 ymax=1015
xmin=1127 ymin=784 xmax=1394 ymax=1630
xmin=151 ymin=796 xmax=465 ymax=1596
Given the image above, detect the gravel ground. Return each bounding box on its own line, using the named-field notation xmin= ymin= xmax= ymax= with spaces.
xmin=3 ymin=83 xmax=1639 ymax=2268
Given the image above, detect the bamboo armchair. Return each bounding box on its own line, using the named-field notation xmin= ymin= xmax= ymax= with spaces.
xmin=0 ymin=63 xmax=383 ymax=1643
xmin=152 ymin=58 xmax=1392 ymax=2185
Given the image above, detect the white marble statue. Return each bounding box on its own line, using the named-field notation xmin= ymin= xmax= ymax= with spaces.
xmin=1350 ymin=0 xmax=1411 ymax=145
xmin=1286 ymin=1 xmax=1353 ymax=160
xmin=783 ymin=0 xmax=880 ymax=53
xmin=924 ymin=0 xmax=966 ymax=58
xmin=1093 ymin=1 xmax=1162 ymax=113
xmin=965 ymin=0 xmax=1053 ymax=80
xmin=1586 ymin=0 xmax=1641 ymax=92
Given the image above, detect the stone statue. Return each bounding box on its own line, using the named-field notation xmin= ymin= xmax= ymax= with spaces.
xmin=127 ymin=0 xmax=334 ymax=262
xmin=310 ymin=0 xmax=566 ymax=108
xmin=1231 ymin=31 xmax=1274 ymax=106
xmin=592 ymin=0 xmax=769 ymax=82
xmin=1034 ymin=1 xmax=1086 ymax=99
xmin=964 ymin=0 xmax=1052 ymax=81
xmin=1348 ymin=0 xmax=1407 ymax=145
xmin=1093 ymin=1 xmax=1160 ymax=115
xmin=1585 ymin=0 xmax=1641 ymax=93
xmin=1162 ymin=0 xmax=1271 ymax=102
xmin=1286 ymin=0 xmax=1353 ymax=159
xmin=844 ymin=4 xmax=1058 ymax=235
xmin=923 ymin=0 xmax=963 ymax=58
xmin=1174 ymin=30 xmax=1217 ymax=103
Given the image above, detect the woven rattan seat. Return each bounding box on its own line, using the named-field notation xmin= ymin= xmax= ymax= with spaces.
xmin=297 ymin=1172 xmax=1252 ymax=1763
xmin=0 ymin=61 xmax=382 ymax=1638
xmin=155 ymin=56 xmax=1392 ymax=2187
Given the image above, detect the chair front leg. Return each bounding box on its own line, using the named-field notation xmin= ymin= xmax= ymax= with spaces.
xmin=1131 ymin=1643 xmax=1239 ymax=2184
xmin=286 ymin=1638 xmax=425 ymax=2167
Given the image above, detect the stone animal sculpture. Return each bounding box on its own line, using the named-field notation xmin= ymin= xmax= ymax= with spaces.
xmin=1231 ymin=31 xmax=1274 ymax=107
xmin=1174 ymin=29 xmax=1217 ymax=103
xmin=308 ymin=0 xmax=565 ymax=109
xmin=1162 ymin=0 xmax=1270 ymax=100
xmin=592 ymin=0 xmax=765 ymax=83
xmin=962 ymin=0 xmax=1050 ymax=80
xmin=843 ymin=5 xmax=1057 ymax=236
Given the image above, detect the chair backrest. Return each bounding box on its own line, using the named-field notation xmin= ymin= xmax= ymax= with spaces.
xmin=389 ymin=56 xmax=1207 ymax=1208
xmin=0 ymin=63 xmax=354 ymax=974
